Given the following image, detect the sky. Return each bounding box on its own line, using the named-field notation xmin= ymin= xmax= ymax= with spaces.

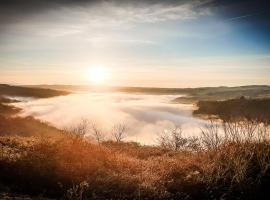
xmin=0 ymin=0 xmax=270 ymax=87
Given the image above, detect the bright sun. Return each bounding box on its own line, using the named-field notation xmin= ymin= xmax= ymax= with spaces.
xmin=88 ymin=67 xmax=107 ymax=83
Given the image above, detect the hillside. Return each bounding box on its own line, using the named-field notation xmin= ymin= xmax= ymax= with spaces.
xmin=194 ymin=97 xmax=270 ymax=122
xmin=173 ymin=85 xmax=270 ymax=103
xmin=0 ymin=84 xmax=69 ymax=138
xmin=0 ymin=84 xmax=69 ymax=98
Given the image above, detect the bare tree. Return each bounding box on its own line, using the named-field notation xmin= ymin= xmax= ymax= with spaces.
xmin=112 ymin=123 xmax=128 ymax=142
xmin=90 ymin=122 xmax=104 ymax=145
xmin=64 ymin=118 xmax=90 ymax=139
xmin=171 ymin=126 xmax=186 ymax=150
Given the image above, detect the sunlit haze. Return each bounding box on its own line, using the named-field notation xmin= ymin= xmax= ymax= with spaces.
xmin=88 ymin=66 xmax=108 ymax=84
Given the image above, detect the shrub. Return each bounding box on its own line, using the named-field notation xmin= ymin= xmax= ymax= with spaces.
xmin=0 ymin=119 xmax=269 ymax=199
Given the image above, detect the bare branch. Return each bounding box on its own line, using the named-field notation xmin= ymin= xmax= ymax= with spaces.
xmin=90 ymin=122 xmax=105 ymax=145
xmin=111 ymin=123 xmax=128 ymax=142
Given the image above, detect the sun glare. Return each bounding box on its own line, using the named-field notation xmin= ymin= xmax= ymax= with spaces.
xmin=88 ymin=67 xmax=107 ymax=83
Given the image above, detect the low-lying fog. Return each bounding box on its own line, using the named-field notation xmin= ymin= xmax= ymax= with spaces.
xmin=13 ymin=92 xmax=207 ymax=144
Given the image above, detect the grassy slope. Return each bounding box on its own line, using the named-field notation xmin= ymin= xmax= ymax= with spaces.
xmin=0 ymin=85 xmax=68 ymax=138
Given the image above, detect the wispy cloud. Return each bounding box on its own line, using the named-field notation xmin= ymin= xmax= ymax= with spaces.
xmin=2 ymin=0 xmax=213 ymax=36
xmin=227 ymin=13 xmax=258 ymax=21
xmin=0 ymin=0 xmax=213 ymax=48
xmin=89 ymin=1 xmax=213 ymax=24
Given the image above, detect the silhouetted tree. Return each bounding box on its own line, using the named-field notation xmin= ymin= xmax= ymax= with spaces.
xmin=112 ymin=123 xmax=127 ymax=142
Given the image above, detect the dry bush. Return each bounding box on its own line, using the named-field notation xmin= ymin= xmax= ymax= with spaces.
xmin=158 ymin=126 xmax=184 ymax=151
xmin=111 ymin=123 xmax=128 ymax=142
xmin=64 ymin=119 xmax=106 ymax=145
xmin=0 ymin=135 xmax=166 ymax=199
xmin=103 ymin=141 xmax=172 ymax=159
xmin=222 ymin=119 xmax=259 ymax=143
xmin=0 ymin=118 xmax=270 ymax=199
xmin=89 ymin=121 xmax=105 ymax=145
xmin=65 ymin=118 xmax=90 ymax=138
xmin=200 ymin=120 xmax=223 ymax=151
xmin=201 ymin=142 xmax=270 ymax=199
xmin=0 ymin=136 xmax=35 ymax=161
xmin=158 ymin=126 xmax=201 ymax=152
xmin=155 ymin=119 xmax=270 ymax=198
xmin=196 ymin=119 xmax=270 ymax=199
xmin=200 ymin=119 xmax=270 ymax=151
xmin=66 ymin=181 xmax=89 ymax=200
xmin=0 ymin=135 xmax=110 ymax=197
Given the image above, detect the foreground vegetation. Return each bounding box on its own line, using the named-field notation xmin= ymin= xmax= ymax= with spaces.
xmin=0 ymin=117 xmax=269 ymax=199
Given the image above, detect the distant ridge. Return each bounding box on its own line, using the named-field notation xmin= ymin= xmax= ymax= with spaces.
xmin=0 ymin=84 xmax=70 ymax=98
xmin=23 ymin=84 xmax=270 ymax=94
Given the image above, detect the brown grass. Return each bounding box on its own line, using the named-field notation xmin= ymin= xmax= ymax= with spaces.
xmin=0 ymin=125 xmax=269 ymax=200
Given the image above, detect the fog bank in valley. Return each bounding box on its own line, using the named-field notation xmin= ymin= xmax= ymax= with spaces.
xmin=14 ymin=92 xmax=207 ymax=144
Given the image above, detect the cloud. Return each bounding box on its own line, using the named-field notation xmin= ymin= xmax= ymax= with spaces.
xmin=0 ymin=0 xmax=213 ymax=35
xmin=0 ymin=0 xmax=214 ymax=55
xmin=13 ymin=92 xmax=207 ymax=144
xmin=92 ymin=1 xmax=212 ymax=24
xmin=0 ymin=0 xmax=212 ymax=24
